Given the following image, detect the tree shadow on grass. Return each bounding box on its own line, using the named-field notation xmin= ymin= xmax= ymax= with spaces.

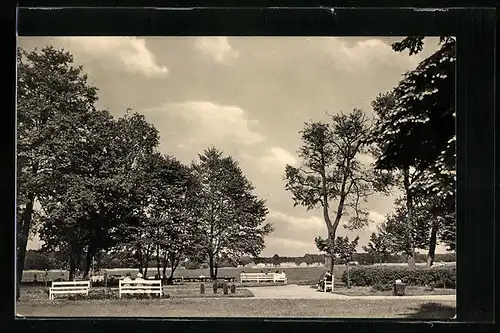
xmin=403 ymin=302 xmax=456 ymax=319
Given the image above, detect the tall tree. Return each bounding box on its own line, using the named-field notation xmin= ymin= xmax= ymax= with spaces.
xmin=285 ymin=109 xmax=389 ymax=274
xmin=371 ymin=37 xmax=456 ymax=267
xmin=16 ymin=46 xmax=99 ymax=296
xmin=148 ymin=158 xmax=205 ymax=284
xmin=38 ymin=110 xmax=160 ymax=279
xmin=193 ymin=147 xmax=272 ymax=280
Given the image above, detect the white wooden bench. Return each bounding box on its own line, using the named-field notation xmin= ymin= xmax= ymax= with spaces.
xmin=49 ymin=281 xmax=90 ymax=300
xmin=319 ymin=276 xmax=334 ymax=292
xmin=240 ymin=272 xmax=287 ymax=284
xmin=118 ymin=278 xmax=162 ymax=298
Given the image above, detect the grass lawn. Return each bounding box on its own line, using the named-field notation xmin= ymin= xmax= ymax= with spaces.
xmin=22 ymin=266 xmax=345 ymax=285
xmin=16 ymin=297 xmax=456 ymax=318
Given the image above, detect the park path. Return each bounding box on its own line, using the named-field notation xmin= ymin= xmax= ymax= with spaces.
xmin=245 ymin=284 xmax=457 ymax=300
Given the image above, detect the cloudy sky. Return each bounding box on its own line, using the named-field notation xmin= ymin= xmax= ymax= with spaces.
xmin=19 ymin=36 xmax=450 ymax=256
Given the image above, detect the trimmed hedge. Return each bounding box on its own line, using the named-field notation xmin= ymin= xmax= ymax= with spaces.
xmin=341 ymin=265 xmax=455 ymax=288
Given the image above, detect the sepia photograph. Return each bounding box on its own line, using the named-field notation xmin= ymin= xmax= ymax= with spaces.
xmin=16 ymin=36 xmax=456 ymax=319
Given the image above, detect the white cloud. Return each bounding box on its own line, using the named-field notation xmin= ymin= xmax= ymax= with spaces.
xmin=262 ymin=236 xmax=320 ymax=257
xmin=243 ymin=146 xmax=297 ymax=173
xmin=58 ymin=37 xmax=168 ymax=77
xmin=315 ymin=37 xmax=423 ymax=72
xmin=268 ymin=211 xmax=324 ymax=231
xmin=194 ymin=37 xmax=239 ymax=63
xmin=146 ymin=101 xmax=264 ymax=146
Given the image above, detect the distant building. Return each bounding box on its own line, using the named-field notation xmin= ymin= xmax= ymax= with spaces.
xmin=309 ymin=262 xmax=323 ymax=267
xmin=279 ymin=262 xmax=298 ymax=268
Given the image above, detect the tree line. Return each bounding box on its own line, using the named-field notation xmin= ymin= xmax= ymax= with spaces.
xmin=16 ymin=46 xmax=272 ymax=298
xmin=23 ymin=249 xmax=456 ymax=271
xmin=285 ymin=37 xmax=456 ymax=273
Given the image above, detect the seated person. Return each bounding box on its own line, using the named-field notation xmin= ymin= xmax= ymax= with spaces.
xmin=135 ymin=272 xmax=144 ymax=286
xmin=122 ymin=273 xmax=132 ymax=286
xmin=317 ymin=272 xmax=333 ymax=290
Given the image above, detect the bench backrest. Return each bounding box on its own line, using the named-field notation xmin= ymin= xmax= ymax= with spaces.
xmin=119 ymin=279 xmax=162 ymax=286
xmin=240 ymin=273 xmax=287 ymax=281
xmin=51 ymin=281 xmax=90 ymax=288
xmin=240 ymin=273 xmax=286 ymax=277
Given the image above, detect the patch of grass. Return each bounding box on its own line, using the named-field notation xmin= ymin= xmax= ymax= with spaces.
xmin=18 ymin=285 xmax=253 ymax=302
xmin=16 ymin=298 xmax=456 ymax=318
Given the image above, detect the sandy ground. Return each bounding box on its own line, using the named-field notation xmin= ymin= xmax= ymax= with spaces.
xmin=246 ymin=284 xmax=457 ymax=300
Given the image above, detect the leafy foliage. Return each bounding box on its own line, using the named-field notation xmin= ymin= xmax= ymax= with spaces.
xmin=285 ymin=109 xmax=389 ymax=272
xmin=372 ymin=36 xmax=455 ymax=200
xmin=16 ymin=46 xmax=101 ymax=288
xmin=342 ymin=265 xmax=456 ymax=288
xmin=362 ymin=232 xmax=392 ymax=264
xmin=335 ymin=235 xmax=359 ymax=263
xmin=370 ymin=37 xmax=456 ymax=264
xmin=193 ymin=147 xmax=272 ymax=279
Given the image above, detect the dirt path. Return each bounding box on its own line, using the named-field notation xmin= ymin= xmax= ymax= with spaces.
xmin=246 ymin=284 xmax=457 ymax=300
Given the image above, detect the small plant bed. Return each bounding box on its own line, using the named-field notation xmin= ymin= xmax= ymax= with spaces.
xmin=19 ymin=286 xmax=170 ymax=302
xmin=166 ymin=285 xmax=253 ymax=298
xmin=332 ymin=286 xmax=456 ymax=297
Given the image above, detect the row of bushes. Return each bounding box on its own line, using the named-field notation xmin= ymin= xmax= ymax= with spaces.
xmin=341 ymin=265 xmax=456 ymax=289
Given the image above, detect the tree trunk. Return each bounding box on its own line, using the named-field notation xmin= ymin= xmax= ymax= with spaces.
xmin=161 ymin=250 xmax=168 ymax=282
xmin=162 ymin=265 xmax=167 ymax=283
xmin=403 ymin=167 xmax=416 ymax=270
xmin=427 ymin=220 xmax=438 ymax=267
xmin=68 ymin=248 xmax=79 ymax=281
xmin=214 ymin=262 xmax=219 ymax=279
xmin=84 ymin=244 xmax=94 ymax=278
xmin=325 ymin=255 xmax=334 ymax=274
xmin=136 ymin=244 xmax=144 ymax=275
xmin=76 ymin=249 xmax=82 ymax=277
xmin=167 ymin=257 xmax=180 ymax=285
xmin=16 ymin=193 xmax=36 ymax=300
xmin=407 ymin=248 xmax=417 ymax=270
xmin=330 ymin=194 xmax=347 ymax=272
xmin=346 ymin=264 xmax=350 ymax=289
xmin=209 ymin=254 xmax=215 ymax=280
xmin=156 ymin=244 xmax=161 ymax=277
xmin=326 ymin=229 xmax=336 ymax=274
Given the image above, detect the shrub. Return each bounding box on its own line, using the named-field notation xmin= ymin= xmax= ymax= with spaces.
xmin=342 ymin=265 xmax=456 ymax=288
xmin=230 ymin=284 xmax=236 ymax=294
xmin=223 ymin=282 xmax=229 ymax=295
